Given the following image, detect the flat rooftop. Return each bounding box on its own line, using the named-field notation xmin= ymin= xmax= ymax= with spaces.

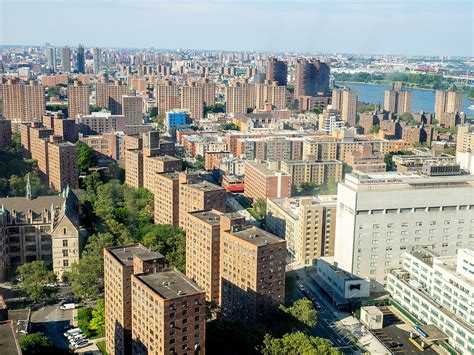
xmin=344 ymin=171 xmax=474 ymax=190
xmin=0 ymin=322 xmax=20 ymax=355
xmin=158 ymin=172 xmax=180 ymax=180
xmin=269 ymin=195 xmax=337 ymax=220
xmin=136 ymin=269 xmax=203 ymax=300
xmin=189 ymin=210 xmax=222 ymax=225
xmin=229 ymin=226 xmax=284 ymax=246
xmin=148 ymin=155 xmax=181 ymax=162
xmin=107 ymin=244 xmax=164 ymax=266
xmin=245 ymin=161 xmax=289 ymax=177
xmin=187 ymin=181 xmax=225 ymax=192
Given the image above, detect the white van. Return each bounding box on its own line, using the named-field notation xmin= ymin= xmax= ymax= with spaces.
xmin=60 ymin=303 xmax=75 ymax=310
xmin=63 ymin=328 xmax=81 ymax=337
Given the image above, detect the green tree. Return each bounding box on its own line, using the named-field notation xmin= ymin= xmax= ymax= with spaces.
xmin=69 ymin=233 xmax=115 ymax=300
xmin=16 ymin=261 xmax=56 ymax=304
xmin=77 ymin=307 xmax=94 ymax=337
xmin=368 ymin=124 xmax=380 ymax=134
xmin=90 ymin=300 xmax=105 ymax=336
xmin=279 ymin=299 xmax=317 ymax=328
xmin=443 ymin=147 xmax=456 ymax=156
xmin=204 ymin=103 xmax=226 ymax=116
xmin=20 ymin=333 xmax=53 ymax=354
xmin=149 ymin=107 xmax=158 ymax=118
xmin=259 ymin=332 xmax=340 ymax=355
xmin=299 ymin=181 xmax=317 ymax=192
xmin=76 ymin=141 xmax=98 ymax=171
xmin=220 ymin=122 xmax=240 ymax=131
xmin=141 ymin=224 xmax=186 ymax=272
xmin=252 ymin=198 xmax=267 ymax=219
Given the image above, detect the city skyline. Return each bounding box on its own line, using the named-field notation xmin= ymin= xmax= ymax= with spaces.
xmin=2 ymin=0 xmax=472 ymax=57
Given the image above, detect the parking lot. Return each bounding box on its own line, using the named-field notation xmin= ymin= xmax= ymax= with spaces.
xmin=371 ymin=307 xmax=437 ymax=355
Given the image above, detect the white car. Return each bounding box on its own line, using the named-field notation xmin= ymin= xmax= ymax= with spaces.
xmin=64 ymin=328 xmax=81 ymax=337
xmin=60 ymin=303 xmax=75 ymax=310
xmin=73 ymin=340 xmax=90 ymax=349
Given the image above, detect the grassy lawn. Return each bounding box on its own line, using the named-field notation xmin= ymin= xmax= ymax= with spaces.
xmin=96 ymin=340 xmax=107 ymax=354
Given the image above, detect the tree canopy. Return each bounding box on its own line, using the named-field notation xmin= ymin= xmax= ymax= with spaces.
xmin=259 ymin=332 xmax=340 ymax=355
xmin=16 ymin=261 xmax=56 ymax=304
xmin=76 ymin=141 xmax=98 ymax=172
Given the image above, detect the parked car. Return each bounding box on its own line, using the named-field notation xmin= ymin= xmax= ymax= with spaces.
xmin=64 ymin=328 xmax=81 ymax=337
xmin=60 ymin=303 xmax=75 ymax=310
xmin=73 ymin=340 xmax=90 ymax=349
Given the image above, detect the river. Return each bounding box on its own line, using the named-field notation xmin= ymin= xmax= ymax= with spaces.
xmin=338 ymin=82 xmax=474 ymax=118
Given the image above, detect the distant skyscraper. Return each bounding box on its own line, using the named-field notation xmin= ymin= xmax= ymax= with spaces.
xmin=434 ymin=89 xmax=463 ymax=115
xmin=332 ymin=87 xmax=358 ymax=126
xmin=46 ymin=47 xmax=56 ymax=71
xmin=383 ymin=82 xmax=412 ymax=114
xmin=266 ymin=57 xmax=288 ymax=86
xmin=181 ymin=82 xmax=204 ymax=119
xmin=93 ymin=47 xmax=101 ymax=74
xmin=61 ymin=46 xmax=71 ymax=72
xmin=295 ymin=58 xmax=330 ymax=98
xmin=76 ymin=44 xmax=85 ymax=73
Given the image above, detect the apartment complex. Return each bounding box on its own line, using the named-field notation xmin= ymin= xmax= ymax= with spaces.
xmin=96 ymin=79 xmax=131 ymax=114
xmin=77 ymin=111 xmax=126 ymax=135
xmin=1 ymin=79 xmax=45 ymax=121
xmin=0 ymin=116 xmax=12 ymax=150
xmin=181 ymin=83 xmax=204 ymax=119
xmin=294 ymin=58 xmax=330 ymax=98
xmin=154 ymin=173 xmax=181 ymax=226
xmin=434 ymin=89 xmax=463 ymax=115
xmin=266 ymin=57 xmax=287 ymax=86
xmin=344 ymin=144 xmax=386 ymax=173
xmin=334 ymin=171 xmax=474 ymax=292
xmin=131 ymin=270 xmax=206 ymax=355
xmin=104 ymin=244 xmax=165 ymax=355
xmin=122 ymin=95 xmax=143 ymax=125
xmin=456 ymin=125 xmax=474 ymax=153
xmin=280 ymin=159 xmax=343 ymax=188
xmin=220 ymin=225 xmax=286 ymax=324
xmin=332 ymin=87 xmax=357 ymax=126
xmin=0 ymin=187 xmax=81 ymax=281
xmin=384 ymin=83 xmax=412 ymax=114
xmin=20 ymin=122 xmax=78 ymax=191
xmin=244 ymin=161 xmax=291 ymax=200
xmin=266 ymin=196 xmax=337 ymax=264
xmin=255 ymin=81 xmax=287 ymax=111
xmin=225 ymin=81 xmax=255 ymax=114
xmin=68 ymin=81 xmax=90 ymax=119
xmin=155 ymin=80 xmax=181 ymax=114
xmin=178 ymin=174 xmax=226 ymax=229
xmin=387 ymin=248 xmax=473 ymax=354
xmin=143 ymin=155 xmax=182 ymax=192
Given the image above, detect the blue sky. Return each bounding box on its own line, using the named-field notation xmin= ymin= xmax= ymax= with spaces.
xmin=1 ymin=0 xmax=472 ymax=56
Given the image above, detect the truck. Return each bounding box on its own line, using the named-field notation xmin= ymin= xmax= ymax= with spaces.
xmin=60 ymin=303 xmax=75 ymax=310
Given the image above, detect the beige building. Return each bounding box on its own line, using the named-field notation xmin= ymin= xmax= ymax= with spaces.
xmin=131 ymin=269 xmax=206 ymax=355
xmin=456 ymin=125 xmax=474 ymax=153
xmin=104 ymin=244 xmax=165 ymax=355
xmin=384 ymin=88 xmax=412 ymax=114
xmin=46 ymin=136 xmax=79 ymax=191
xmin=178 ymin=173 xmax=226 ymax=229
xmin=255 ymin=81 xmax=286 ymax=111
xmin=122 ymin=95 xmax=143 ymax=125
xmin=220 ymin=225 xmax=286 ymax=324
xmin=185 ymin=210 xmax=246 ymax=304
xmin=434 ymin=89 xmax=463 ymax=115
xmin=244 ymin=161 xmax=292 ymax=201
xmin=225 ymin=81 xmax=255 ymax=114
xmin=0 ymin=188 xmax=81 ymax=281
xmin=156 ymin=80 xmax=181 ymax=115
xmin=1 ymin=79 xmax=45 ymax=122
xmin=68 ymin=81 xmax=90 ymax=119
xmin=345 ymin=144 xmax=386 ymax=173
xmin=332 ymin=87 xmax=357 ymax=126
xmin=143 ymin=155 xmax=182 ymax=193
xmin=95 ymin=79 xmax=130 ymax=114
xmin=280 ymin=159 xmax=343 ymax=188
xmin=181 ymin=83 xmax=204 ymax=119
xmin=154 ymin=173 xmax=181 ymax=226
xmin=267 ymin=195 xmax=337 ymax=264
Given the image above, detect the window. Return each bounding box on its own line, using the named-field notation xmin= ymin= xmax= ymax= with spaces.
xmin=63 ymin=240 xmax=68 ymax=247
xmin=63 ymin=260 xmax=69 ymax=267
xmin=62 ymin=250 xmax=68 ymax=257
xmin=63 ymin=228 xmax=67 ymax=235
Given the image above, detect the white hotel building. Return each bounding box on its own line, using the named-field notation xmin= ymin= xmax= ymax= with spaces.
xmin=387 ymin=249 xmax=473 ymax=354
xmin=334 ymin=172 xmax=474 ymax=291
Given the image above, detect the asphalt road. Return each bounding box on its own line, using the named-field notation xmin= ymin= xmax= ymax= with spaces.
xmin=31 ymin=303 xmax=73 ymax=349
xmin=291 ymin=270 xmax=360 ymax=354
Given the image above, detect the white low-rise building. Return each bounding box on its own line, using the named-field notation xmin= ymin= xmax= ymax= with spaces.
xmin=387 ymin=248 xmax=474 ymax=355
xmin=334 ymin=171 xmax=474 ymax=291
